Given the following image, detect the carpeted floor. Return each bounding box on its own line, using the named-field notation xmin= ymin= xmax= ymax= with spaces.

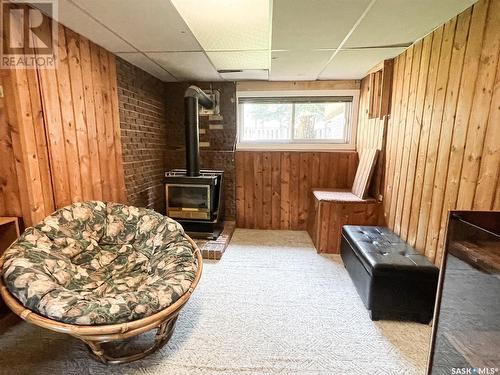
xmin=0 ymin=229 xmax=431 ymax=375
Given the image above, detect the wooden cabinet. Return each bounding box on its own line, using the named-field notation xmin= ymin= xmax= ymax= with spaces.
xmin=0 ymin=217 xmax=19 ymax=257
xmin=307 ymin=189 xmax=379 ymax=253
xmin=0 ymin=217 xmax=20 ymax=312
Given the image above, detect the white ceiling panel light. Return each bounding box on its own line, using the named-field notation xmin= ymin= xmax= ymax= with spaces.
xmin=207 ymin=51 xmax=270 ymax=71
xmin=344 ymin=0 xmax=477 ymax=48
xmin=318 ymin=47 xmax=405 ymax=79
xmin=147 ymin=52 xmax=222 ymax=81
xmin=171 ymin=0 xmax=271 ymax=51
xmin=70 ymin=0 xmax=201 ymax=52
xmin=116 ymin=53 xmax=177 ymax=82
xmin=270 ymin=50 xmax=332 ymax=81
xmin=272 ymin=0 xmax=372 ymax=50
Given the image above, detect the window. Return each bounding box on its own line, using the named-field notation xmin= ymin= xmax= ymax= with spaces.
xmin=237 ymin=91 xmax=358 ymax=150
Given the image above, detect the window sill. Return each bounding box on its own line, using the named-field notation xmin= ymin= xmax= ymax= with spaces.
xmin=236 ymin=143 xmax=356 ymax=152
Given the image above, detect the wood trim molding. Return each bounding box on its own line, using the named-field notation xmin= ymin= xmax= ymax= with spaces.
xmin=236 ymin=80 xmax=361 ymax=92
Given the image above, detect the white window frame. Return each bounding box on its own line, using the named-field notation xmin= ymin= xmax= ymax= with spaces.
xmin=236 ymin=89 xmax=359 ymax=151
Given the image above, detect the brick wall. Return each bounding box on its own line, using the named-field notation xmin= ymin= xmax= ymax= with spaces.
xmin=116 ymin=58 xmax=168 ymax=212
xmin=164 ymin=82 xmax=237 ymax=220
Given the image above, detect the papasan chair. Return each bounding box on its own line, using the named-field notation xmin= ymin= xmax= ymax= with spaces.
xmin=0 ymin=201 xmax=202 ymax=364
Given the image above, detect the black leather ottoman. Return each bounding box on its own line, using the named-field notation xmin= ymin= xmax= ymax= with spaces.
xmin=340 ymin=225 xmax=439 ymax=323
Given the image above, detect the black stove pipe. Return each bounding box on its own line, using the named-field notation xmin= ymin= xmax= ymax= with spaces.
xmin=184 ymin=86 xmax=214 ymax=177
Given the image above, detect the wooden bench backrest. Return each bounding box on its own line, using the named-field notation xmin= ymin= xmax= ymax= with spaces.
xmin=351 ymin=149 xmax=379 ymax=199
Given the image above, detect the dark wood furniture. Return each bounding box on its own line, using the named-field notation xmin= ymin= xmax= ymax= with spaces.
xmin=0 ymin=217 xmax=20 ymax=312
xmin=427 ymin=211 xmax=500 ymax=375
xmin=341 ymin=225 xmax=439 ymax=323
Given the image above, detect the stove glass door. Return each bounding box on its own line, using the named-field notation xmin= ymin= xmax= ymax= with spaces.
xmin=167 ymin=184 xmax=211 ymax=220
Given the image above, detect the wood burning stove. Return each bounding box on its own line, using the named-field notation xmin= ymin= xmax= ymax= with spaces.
xmin=166 ymin=177 xmax=213 ymax=221
xmin=165 ymin=168 xmax=223 ymax=220
xmin=164 ymin=86 xmax=223 ymax=239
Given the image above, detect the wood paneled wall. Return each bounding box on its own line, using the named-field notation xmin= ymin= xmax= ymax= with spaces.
xmin=358 ymin=0 xmax=500 ymax=264
xmin=235 ymin=151 xmax=358 ymax=230
xmin=357 ymin=63 xmax=393 ymax=152
xmin=356 ymin=61 xmax=393 ymax=198
xmin=0 ymin=74 xmax=23 ymax=220
xmin=357 ymin=80 xmax=386 ymax=152
xmin=0 ymin=17 xmax=126 ymax=226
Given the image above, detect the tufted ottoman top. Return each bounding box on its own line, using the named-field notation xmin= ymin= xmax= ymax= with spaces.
xmin=1 ymin=201 xmax=199 ymax=326
xmin=341 ymin=225 xmax=438 ymax=275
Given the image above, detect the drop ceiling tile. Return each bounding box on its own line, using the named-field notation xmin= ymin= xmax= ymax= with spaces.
xmin=117 ymin=53 xmax=177 ymax=82
xmin=344 ymin=0 xmax=477 ymax=48
xmin=220 ymin=70 xmax=269 ymax=81
xmin=318 ymin=48 xmax=405 ymax=79
xmin=272 ymin=0 xmax=372 ymax=50
xmin=270 ymin=50 xmax=332 ymax=81
xmin=45 ymin=0 xmax=135 ymax=52
xmin=207 ymin=51 xmax=270 ymax=70
xmin=171 ymin=0 xmax=270 ymax=51
xmin=71 ymin=0 xmax=201 ymax=52
xmin=147 ymin=52 xmax=221 ymax=81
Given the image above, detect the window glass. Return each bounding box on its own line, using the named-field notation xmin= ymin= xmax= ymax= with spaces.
xmin=293 ymin=102 xmax=350 ymax=141
xmin=241 ymin=102 xmax=292 ymax=141
xmin=238 ymin=96 xmax=353 ymax=145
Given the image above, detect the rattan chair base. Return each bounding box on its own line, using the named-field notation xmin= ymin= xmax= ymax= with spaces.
xmin=84 ymin=314 xmax=179 ymax=364
xmin=0 ymin=235 xmax=202 ymax=365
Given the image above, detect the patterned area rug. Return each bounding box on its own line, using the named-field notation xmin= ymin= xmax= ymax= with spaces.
xmin=0 ymin=229 xmax=431 ymax=375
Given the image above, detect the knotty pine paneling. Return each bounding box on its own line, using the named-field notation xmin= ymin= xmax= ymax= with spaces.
xmin=2 ymin=60 xmax=55 ymax=226
xmin=357 ymin=0 xmax=500 ymax=264
xmin=0 ymin=73 xmax=23 ymax=219
xmin=235 ymin=151 xmax=358 ymax=230
xmin=0 ymin=16 xmax=126 ymax=226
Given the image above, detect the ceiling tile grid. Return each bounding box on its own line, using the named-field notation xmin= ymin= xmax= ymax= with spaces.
xmin=46 ymin=0 xmax=478 ymax=82
xmin=318 ymin=48 xmax=406 ymax=79
xmin=46 ymin=0 xmax=135 ymax=53
xmin=272 ymin=0 xmax=372 ymax=50
xmin=343 ymin=0 xmax=477 ymax=48
xmin=270 ymin=50 xmax=332 ymax=81
xmin=207 ymin=51 xmax=270 ymax=71
xmin=71 ymin=0 xmax=202 ymax=52
xmin=171 ymin=0 xmax=270 ymax=51
xmin=116 ymin=53 xmax=177 ymax=82
xmin=147 ymin=52 xmax=221 ymax=81
xmin=219 ymin=70 xmax=269 ymax=81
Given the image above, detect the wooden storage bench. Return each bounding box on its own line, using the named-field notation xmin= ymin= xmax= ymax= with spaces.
xmin=307 ymin=189 xmax=379 ymax=253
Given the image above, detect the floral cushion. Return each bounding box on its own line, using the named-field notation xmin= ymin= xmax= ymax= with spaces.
xmin=1 ymin=201 xmax=198 ymax=326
